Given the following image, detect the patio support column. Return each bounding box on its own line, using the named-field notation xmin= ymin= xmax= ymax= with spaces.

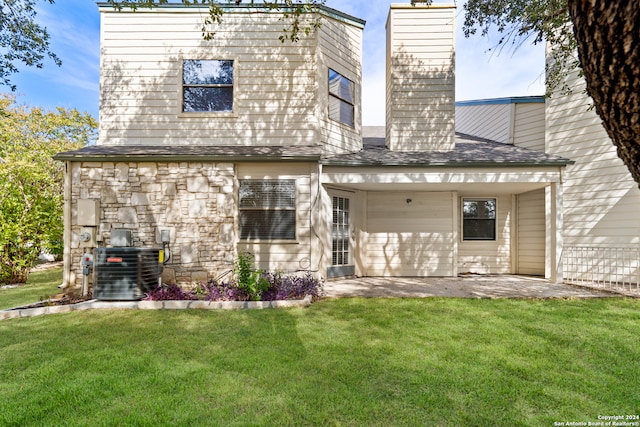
xmin=545 ymin=181 xmax=564 ymax=283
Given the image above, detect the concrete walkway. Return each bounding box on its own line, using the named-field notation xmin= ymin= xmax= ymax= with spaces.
xmin=323 ymin=275 xmax=617 ymax=299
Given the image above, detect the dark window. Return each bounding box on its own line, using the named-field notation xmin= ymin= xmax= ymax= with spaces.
xmin=463 ymin=199 xmax=496 ymax=240
xmin=328 ymin=68 xmax=355 ymax=127
xmin=239 ymin=180 xmax=296 ymax=240
xmin=182 ymin=60 xmax=233 ymax=112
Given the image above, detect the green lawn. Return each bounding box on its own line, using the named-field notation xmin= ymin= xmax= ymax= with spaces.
xmin=1 ymin=287 xmax=639 ymax=426
xmin=0 ymin=267 xmax=63 ymax=310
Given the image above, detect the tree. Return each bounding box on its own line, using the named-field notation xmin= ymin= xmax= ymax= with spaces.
xmin=567 ymin=1 xmax=640 ymax=187
xmin=0 ymin=0 xmax=61 ymax=90
xmin=0 ymin=1 xmax=325 ymax=91
xmin=462 ymin=0 xmax=640 ymax=189
xmin=106 ymin=0 xmax=325 ymax=42
xmin=0 ymin=95 xmax=97 ymax=284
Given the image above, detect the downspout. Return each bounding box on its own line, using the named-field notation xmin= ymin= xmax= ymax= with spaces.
xmin=508 ymin=103 xmax=516 ymax=145
xmin=61 ymin=161 xmax=72 ymax=290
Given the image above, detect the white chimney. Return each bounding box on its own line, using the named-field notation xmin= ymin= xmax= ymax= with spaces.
xmin=386 ymin=2 xmax=456 ymax=152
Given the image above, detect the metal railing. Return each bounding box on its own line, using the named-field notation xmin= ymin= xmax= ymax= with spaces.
xmin=563 ymin=246 xmax=640 ymax=295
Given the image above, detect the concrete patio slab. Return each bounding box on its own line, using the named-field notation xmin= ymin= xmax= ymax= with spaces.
xmin=323 ymin=275 xmax=618 ymax=299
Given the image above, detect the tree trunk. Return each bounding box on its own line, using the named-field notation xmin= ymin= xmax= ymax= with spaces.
xmin=567 ymin=1 xmax=640 ymax=187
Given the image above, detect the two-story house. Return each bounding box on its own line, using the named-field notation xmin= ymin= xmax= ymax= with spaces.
xmin=55 ymin=2 xmax=571 ymax=295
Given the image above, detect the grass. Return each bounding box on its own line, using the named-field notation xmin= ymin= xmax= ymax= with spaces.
xmin=1 ymin=281 xmax=639 ymax=426
xmin=0 ymin=267 xmax=63 ymax=310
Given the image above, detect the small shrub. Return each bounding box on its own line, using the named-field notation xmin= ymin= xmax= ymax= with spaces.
xmin=202 ymin=280 xmax=248 ymax=302
xmin=234 ymin=252 xmax=270 ymax=301
xmin=262 ymin=272 xmax=324 ymax=301
xmin=143 ymin=253 xmax=324 ymax=302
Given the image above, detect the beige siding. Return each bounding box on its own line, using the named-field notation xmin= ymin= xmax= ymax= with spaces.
xmin=237 ymin=163 xmax=317 ymax=273
xmin=364 ymin=192 xmax=455 ymax=276
xmin=386 ymin=4 xmax=456 ymax=152
xmin=317 ymin=18 xmax=363 ymax=154
xmin=99 ymin=8 xmax=323 ymax=147
xmin=455 ymin=104 xmax=510 ymax=144
xmin=546 ymin=70 xmax=640 ymax=249
xmin=455 ymin=102 xmax=545 ymax=150
xmin=458 ymin=195 xmax=512 ymax=274
xmin=517 ymin=189 xmax=545 ymax=275
xmin=514 ymin=103 xmax=545 ymax=151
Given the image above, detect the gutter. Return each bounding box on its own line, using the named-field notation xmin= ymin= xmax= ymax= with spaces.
xmin=319 ymin=159 xmax=575 ymax=168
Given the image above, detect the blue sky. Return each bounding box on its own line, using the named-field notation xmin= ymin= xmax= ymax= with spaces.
xmin=8 ymin=0 xmax=545 ymax=125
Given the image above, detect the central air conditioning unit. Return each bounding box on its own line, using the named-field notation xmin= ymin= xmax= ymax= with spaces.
xmin=93 ymin=247 xmax=162 ymax=300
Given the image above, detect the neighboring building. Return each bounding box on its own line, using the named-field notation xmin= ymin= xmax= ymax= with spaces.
xmin=55 ymin=2 xmax=571 ymax=295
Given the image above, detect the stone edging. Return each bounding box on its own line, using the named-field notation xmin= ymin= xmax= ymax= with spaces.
xmin=0 ymin=295 xmax=313 ymax=321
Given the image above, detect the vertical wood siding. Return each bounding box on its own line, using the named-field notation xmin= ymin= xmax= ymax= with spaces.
xmin=386 ymin=5 xmax=455 ymax=152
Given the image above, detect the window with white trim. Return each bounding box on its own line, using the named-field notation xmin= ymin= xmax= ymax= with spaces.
xmin=239 ymin=180 xmax=296 ymax=240
xmin=462 ymin=198 xmax=496 ymax=241
xmin=328 ymin=68 xmax=355 ymax=127
xmin=182 ymin=59 xmax=234 ymax=112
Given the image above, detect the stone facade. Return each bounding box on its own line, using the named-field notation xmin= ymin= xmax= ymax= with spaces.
xmin=68 ymin=161 xmax=237 ymax=293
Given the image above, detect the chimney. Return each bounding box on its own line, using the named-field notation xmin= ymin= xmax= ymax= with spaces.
xmin=386 ymin=2 xmax=456 ymax=152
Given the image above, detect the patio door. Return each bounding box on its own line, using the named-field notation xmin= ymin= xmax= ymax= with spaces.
xmin=328 ymin=192 xmax=355 ymax=278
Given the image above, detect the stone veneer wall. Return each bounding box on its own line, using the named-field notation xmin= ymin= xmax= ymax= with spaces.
xmin=68 ymin=161 xmax=237 ymax=293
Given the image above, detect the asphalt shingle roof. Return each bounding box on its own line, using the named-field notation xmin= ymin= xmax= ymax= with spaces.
xmin=54 ymin=133 xmax=571 ymax=167
xmin=53 ymin=144 xmax=323 ymax=162
xmin=321 ymin=133 xmax=572 ymax=167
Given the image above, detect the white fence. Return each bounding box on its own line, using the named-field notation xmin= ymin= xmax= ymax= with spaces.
xmin=563 ymin=246 xmax=640 ymax=294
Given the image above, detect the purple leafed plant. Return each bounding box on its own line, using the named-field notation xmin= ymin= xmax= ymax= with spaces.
xmin=144 ymin=272 xmax=323 ymax=302
xmin=143 ymin=284 xmax=198 ymax=301
xmin=261 ymin=272 xmax=324 ymax=301
xmin=202 ymin=280 xmax=250 ymax=302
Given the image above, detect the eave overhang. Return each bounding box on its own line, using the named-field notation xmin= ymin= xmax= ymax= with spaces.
xmin=53 ymin=145 xmax=322 ymax=163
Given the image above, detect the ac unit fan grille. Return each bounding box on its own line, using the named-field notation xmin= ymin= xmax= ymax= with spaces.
xmin=93 ymin=248 xmax=161 ymax=300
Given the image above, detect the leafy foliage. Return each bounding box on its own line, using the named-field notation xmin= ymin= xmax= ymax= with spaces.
xmin=0 ymin=95 xmax=97 ymax=284
xmin=233 ymin=251 xmax=270 ymax=300
xmin=142 ymin=283 xmax=199 ymax=301
xmin=143 ymin=260 xmax=323 ymax=302
xmin=261 ymin=271 xmax=323 ymax=300
xmin=0 ymin=0 xmax=61 ymax=90
xmin=462 ymin=0 xmax=577 ymax=96
xmin=106 ymin=0 xmax=326 ymax=43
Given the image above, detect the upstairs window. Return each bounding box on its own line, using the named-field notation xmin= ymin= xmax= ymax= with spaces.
xmin=328 ymin=68 xmax=355 ymax=127
xmin=462 ymin=198 xmax=496 ymax=241
xmin=239 ymin=180 xmax=296 ymax=240
xmin=182 ymin=59 xmax=234 ymax=112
